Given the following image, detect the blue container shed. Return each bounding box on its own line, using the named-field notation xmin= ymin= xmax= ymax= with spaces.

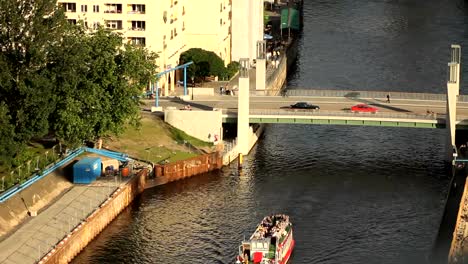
xmin=73 ymin=157 xmax=102 ymax=184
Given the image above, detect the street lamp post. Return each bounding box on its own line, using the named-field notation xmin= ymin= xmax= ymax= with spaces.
xmin=191 ymin=77 xmax=195 ymax=100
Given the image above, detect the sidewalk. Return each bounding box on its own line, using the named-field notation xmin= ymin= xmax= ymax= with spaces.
xmin=0 ymin=176 xmax=127 ymax=264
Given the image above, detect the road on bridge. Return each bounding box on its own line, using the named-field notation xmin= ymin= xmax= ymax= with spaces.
xmin=142 ymin=95 xmax=468 ymax=118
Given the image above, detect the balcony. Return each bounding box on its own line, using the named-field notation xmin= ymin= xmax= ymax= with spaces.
xmin=106 ymin=20 xmax=123 ymax=30
xmin=130 ymin=21 xmax=146 ymax=31
xmin=62 ymin=3 xmax=76 ymax=13
xmin=127 ymin=4 xmax=145 ymax=14
xmin=104 ymin=4 xmax=122 ymax=14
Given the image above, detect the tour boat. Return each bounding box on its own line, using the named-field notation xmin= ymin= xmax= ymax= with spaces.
xmin=236 ymin=214 xmax=294 ymax=264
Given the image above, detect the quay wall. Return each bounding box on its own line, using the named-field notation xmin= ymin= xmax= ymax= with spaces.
xmin=449 ymin=172 xmax=468 ymax=263
xmin=145 ymin=152 xmax=223 ymax=188
xmin=40 ymin=169 xmax=147 ymax=264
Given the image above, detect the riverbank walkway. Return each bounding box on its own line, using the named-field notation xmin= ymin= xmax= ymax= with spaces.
xmin=0 ymin=176 xmax=126 ymax=264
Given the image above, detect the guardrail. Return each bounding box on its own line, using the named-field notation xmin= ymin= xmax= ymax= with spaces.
xmin=0 ymin=148 xmax=85 ymax=203
xmin=250 ymin=89 xmax=468 ymax=102
xmin=0 ymin=147 xmax=132 ymax=203
xmin=222 ymin=108 xmax=443 ymax=121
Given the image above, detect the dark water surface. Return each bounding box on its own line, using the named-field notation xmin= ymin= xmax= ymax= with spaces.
xmin=72 ymin=0 xmax=468 ymax=263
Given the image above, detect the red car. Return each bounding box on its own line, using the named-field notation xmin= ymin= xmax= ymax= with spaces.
xmin=350 ymin=104 xmax=378 ymax=113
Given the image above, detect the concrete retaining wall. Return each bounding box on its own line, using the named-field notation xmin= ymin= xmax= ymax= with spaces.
xmin=165 ymin=109 xmax=223 ymax=142
xmin=0 ymin=171 xmax=73 ymax=238
xmin=222 ymin=124 xmax=266 ymax=165
xmin=39 ymin=169 xmax=147 ymax=264
xmin=265 ymin=38 xmax=299 ymax=94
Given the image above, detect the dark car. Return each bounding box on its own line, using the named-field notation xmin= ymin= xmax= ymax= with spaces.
xmin=290 ymin=102 xmax=320 ymax=110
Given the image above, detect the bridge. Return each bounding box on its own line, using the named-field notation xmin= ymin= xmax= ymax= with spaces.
xmin=153 ymin=91 xmax=468 ymax=128
xmin=157 ymin=45 xmax=462 ymax=161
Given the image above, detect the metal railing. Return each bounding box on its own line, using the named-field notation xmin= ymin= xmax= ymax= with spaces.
xmin=249 ymin=89 xmax=468 ymax=102
xmin=223 ymin=108 xmax=443 ymax=121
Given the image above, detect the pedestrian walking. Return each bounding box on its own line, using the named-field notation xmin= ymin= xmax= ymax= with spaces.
xmin=386 ymin=94 xmax=391 ymax=103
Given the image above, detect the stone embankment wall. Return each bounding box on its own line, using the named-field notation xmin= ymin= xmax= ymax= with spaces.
xmin=39 ymin=169 xmax=147 ymax=264
xmin=266 ymin=38 xmax=299 ymax=94
xmin=449 ymin=178 xmax=468 ymax=263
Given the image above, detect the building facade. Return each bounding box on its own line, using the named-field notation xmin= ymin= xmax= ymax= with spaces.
xmin=184 ymin=0 xmax=231 ymax=64
xmin=231 ymin=0 xmax=263 ymax=63
xmin=58 ymin=0 xmax=232 ymax=95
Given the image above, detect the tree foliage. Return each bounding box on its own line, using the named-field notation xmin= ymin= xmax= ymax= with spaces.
xmin=0 ymin=0 xmax=67 ymax=145
xmin=0 ymin=0 xmax=159 ymax=162
xmin=180 ymin=48 xmax=226 ymax=81
xmin=49 ymin=27 xmax=158 ymax=146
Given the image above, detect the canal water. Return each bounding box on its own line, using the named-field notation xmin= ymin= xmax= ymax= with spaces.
xmin=73 ymin=0 xmax=468 ymax=263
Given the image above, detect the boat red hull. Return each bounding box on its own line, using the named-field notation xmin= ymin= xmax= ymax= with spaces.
xmin=279 ymin=239 xmax=295 ymax=264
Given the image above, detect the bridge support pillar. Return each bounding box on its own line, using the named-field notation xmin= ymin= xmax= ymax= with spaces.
xmin=256 ymin=59 xmax=266 ymax=90
xmin=446 ymin=45 xmax=461 ymax=162
xmin=255 ymin=41 xmax=267 ymax=91
xmin=237 ymin=58 xmax=250 ymax=155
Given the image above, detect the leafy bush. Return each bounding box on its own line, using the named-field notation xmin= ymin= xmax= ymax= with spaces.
xmin=226 ymin=61 xmax=240 ymax=79
xmin=180 ymin=48 xmax=227 ymax=81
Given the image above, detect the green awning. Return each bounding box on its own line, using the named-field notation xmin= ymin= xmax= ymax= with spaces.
xmin=280 ymin=8 xmax=300 ymax=30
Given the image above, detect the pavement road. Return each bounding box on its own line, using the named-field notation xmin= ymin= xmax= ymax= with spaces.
xmin=141 ymin=96 xmax=468 ymax=117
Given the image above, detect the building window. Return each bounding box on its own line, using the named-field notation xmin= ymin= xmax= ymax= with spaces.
xmin=62 ymin=3 xmax=76 ymax=13
xmin=84 ymin=21 xmax=88 ymax=28
xmin=81 ymin=5 xmax=87 ymax=12
xmin=129 ymin=4 xmax=145 ymax=14
xmin=170 ymin=0 xmax=173 ymax=7
xmin=93 ymin=22 xmax=100 ymax=29
xmin=220 ymin=19 xmax=222 ymax=26
xmin=170 ymin=30 xmax=173 ymax=39
xmin=104 ymin=4 xmax=122 ymax=13
xmin=174 ymin=28 xmax=177 ymax=36
xmin=93 ymin=5 xmax=99 ymax=13
xmin=220 ymin=3 xmax=222 ymax=12
xmin=131 ymin=21 xmax=145 ymax=31
xmin=182 ymin=6 xmax=185 ymax=15
xmin=130 ymin=37 xmax=145 ymax=46
xmin=182 ymin=22 xmax=185 ymax=31
xmin=163 ymin=11 xmax=167 ymax=23
xmin=106 ymin=20 xmax=122 ymax=30
xmin=67 ymin=19 xmax=77 ymax=25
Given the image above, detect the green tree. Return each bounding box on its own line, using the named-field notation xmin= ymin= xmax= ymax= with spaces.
xmin=0 ymin=0 xmax=67 ymax=145
xmin=49 ymin=27 xmax=158 ymax=146
xmin=179 ymin=48 xmax=226 ymax=81
xmin=0 ymin=103 xmax=20 ymax=168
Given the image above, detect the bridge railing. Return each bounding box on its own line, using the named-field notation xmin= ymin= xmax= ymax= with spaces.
xmin=282 ymin=89 xmax=451 ymax=101
xmin=223 ymin=108 xmax=444 ymax=121
xmin=249 ymin=89 xmax=468 ymax=102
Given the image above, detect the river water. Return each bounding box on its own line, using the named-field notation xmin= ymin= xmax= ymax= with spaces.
xmin=72 ymin=0 xmax=468 ymax=263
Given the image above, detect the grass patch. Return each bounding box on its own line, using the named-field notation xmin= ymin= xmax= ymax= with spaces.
xmin=104 ymin=114 xmax=214 ymax=164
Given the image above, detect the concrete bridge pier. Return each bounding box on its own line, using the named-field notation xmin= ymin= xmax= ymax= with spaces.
xmin=237 ymin=58 xmax=250 ymax=155
xmin=256 ymin=40 xmax=266 ymax=91
xmin=446 ymin=45 xmax=461 ymax=162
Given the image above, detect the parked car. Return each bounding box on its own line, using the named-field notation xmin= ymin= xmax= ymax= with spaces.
xmin=350 ymin=104 xmax=378 ymax=113
xmin=290 ymin=102 xmax=320 ymax=110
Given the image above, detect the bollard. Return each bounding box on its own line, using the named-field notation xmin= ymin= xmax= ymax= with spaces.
xmin=238 ymin=154 xmax=243 ymax=169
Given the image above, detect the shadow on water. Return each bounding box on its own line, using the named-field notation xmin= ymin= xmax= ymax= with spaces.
xmin=431 ymin=165 xmax=466 ymax=264
xmin=430 ymin=127 xmax=468 ymax=264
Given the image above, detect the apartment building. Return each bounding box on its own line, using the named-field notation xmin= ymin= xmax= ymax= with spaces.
xmin=184 ymin=0 xmax=231 ymax=64
xmin=58 ymin=0 xmax=231 ymax=95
